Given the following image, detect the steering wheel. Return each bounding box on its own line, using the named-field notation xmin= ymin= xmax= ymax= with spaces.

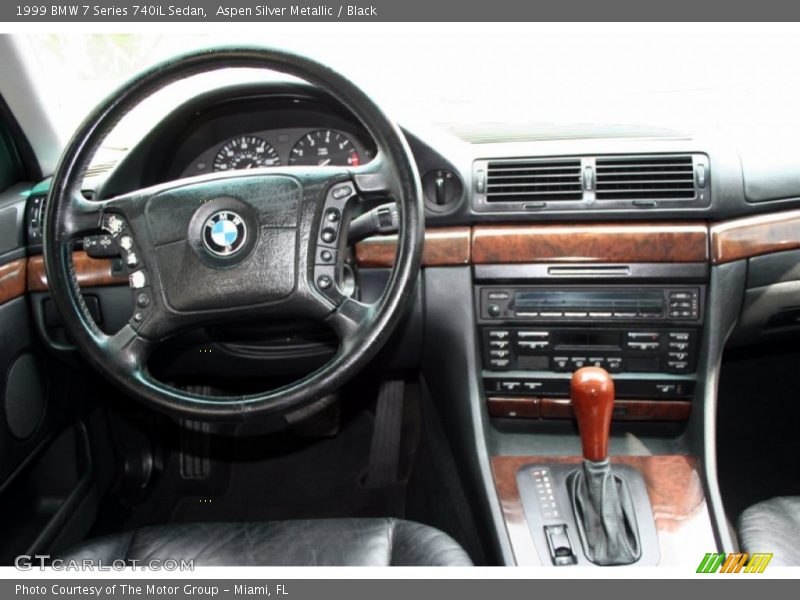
xmin=43 ymin=47 xmax=424 ymax=421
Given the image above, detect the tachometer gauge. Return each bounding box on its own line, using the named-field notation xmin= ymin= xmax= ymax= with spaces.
xmin=213 ymin=136 xmax=280 ymax=171
xmin=289 ymin=130 xmax=361 ymax=166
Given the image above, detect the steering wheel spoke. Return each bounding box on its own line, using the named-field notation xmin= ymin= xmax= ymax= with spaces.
xmin=326 ymin=296 xmax=375 ymax=344
xmin=99 ymin=324 xmax=155 ymax=376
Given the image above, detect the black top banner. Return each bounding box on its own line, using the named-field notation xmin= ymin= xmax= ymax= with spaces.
xmin=3 ymin=0 xmax=800 ymax=22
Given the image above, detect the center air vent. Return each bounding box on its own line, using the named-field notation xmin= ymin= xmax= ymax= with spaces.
xmin=485 ymin=159 xmax=582 ymax=202
xmin=595 ymin=155 xmax=696 ymax=200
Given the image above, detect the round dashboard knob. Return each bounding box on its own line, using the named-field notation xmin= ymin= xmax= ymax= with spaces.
xmin=488 ymin=304 xmax=501 ymax=317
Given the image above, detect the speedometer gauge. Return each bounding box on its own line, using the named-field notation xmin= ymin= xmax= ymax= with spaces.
xmin=213 ymin=136 xmax=280 ymax=171
xmin=289 ymin=130 xmax=361 ymax=166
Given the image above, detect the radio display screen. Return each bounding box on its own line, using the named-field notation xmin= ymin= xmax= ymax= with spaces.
xmin=513 ymin=290 xmax=663 ymax=311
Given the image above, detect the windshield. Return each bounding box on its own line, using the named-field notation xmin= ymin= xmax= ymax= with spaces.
xmin=16 ymin=25 xmax=800 ymax=153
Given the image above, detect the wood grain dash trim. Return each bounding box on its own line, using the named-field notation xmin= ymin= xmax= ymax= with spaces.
xmin=0 ymin=259 xmax=27 ymax=305
xmin=27 ymin=251 xmax=127 ymax=292
xmin=710 ymin=208 xmax=800 ymax=264
xmin=354 ymin=226 xmax=471 ymax=267
xmin=473 ymin=223 xmax=709 ymax=264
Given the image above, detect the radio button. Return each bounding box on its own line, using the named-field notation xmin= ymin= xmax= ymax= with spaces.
xmin=488 ymin=330 xmax=511 ymax=339
xmin=588 ymin=311 xmax=613 ymax=318
xmin=490 ymin=340 xmax=510 ymax=349
xmin=669 ymin=351 xmax=689 ymax=361
xmin=606 ymin=358 xmax=623 ymax=371
xmin=539 ymin=311 xmax=563 ymax=318
xmin=515 ymin=311 xmax=539 ymax=318
xmin=626 ymin=341 xmax=660 ymax=351
xmin=669 ymin=332 xmax=691 ymax=341
xmin=670 ymin=291 xmax=694 ymax=301
xmin=518 ymin=340 xmax=549 ymax=350
xmin=564 ymin=311 xmax=588 ymax=318
xmin=523 ymin=381 xmax=543 ymax=392
xmin=589 ymin=357 xmax=605 ymax=368
xmin=488 ymin=304 xmax=502 ymax=317
xmin=570 ymin=357 xmax=587 ymax=369
xmin=490 ymin=350 xmax=510 ymax=358
xmin=667 ymin=360 xmax=689 ymax=371
xmin=669 ymin=342 xmax=690 ymax=351
xmin=614 ymin=311 xmax=637 ymax=319
xmin=499 ymin=380 xmax=521 ymax=392
xmin=487 ymin=291 xmax=511 ymax=300
xmin=517 ymin=331 xmax=549 ymax=339
xmin=553 ymin=357 xmax=570 ymax=371
xmin=627 ymin=332 xmax=660 ymax=341
xmin=489 ymin=359 xmax=510 ymax=369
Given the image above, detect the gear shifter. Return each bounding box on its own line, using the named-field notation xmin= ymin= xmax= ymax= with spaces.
xmin=568 ymin=367 xmax=642 ymax=565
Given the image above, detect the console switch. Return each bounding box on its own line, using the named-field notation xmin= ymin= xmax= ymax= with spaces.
xmin=544 ymin=524 xmax=577 ymax=566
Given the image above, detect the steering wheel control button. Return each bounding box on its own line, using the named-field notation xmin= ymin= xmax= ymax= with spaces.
xmin=317 ymin=275 xmax=333 ymax=290
xmin=319 ymin=249 xmax=334 ymax=263
xmin=320 ymin=227 xmax=338 ymax=244
xmin=325 ymin=208 xmax=341 ymax=223
xmin=203 ymin=210 xmax=247 ymax=257
xmin=126 ymin=252 xmax=139 ymax=267
xmin=103 ymin=214 xmax=126 ymax=236
xmin=332 ymin=185 xmax=353 ymax=200
xmin=119 ymin=235 xmax=133 ymax=251
xmin=129 ymin=270 xmax=146 ymax=289
xmin=136 ymin=292 xmax=151 ymax=308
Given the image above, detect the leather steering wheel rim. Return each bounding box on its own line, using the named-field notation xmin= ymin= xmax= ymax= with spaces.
xmin=43 ymin=47 xmax=424 ymax=421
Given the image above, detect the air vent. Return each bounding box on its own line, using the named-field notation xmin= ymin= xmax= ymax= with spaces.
xmin=595 ymin=155 xmax=696 ymax=201
xmin=486 ymin=159 xmax=582 ymax=202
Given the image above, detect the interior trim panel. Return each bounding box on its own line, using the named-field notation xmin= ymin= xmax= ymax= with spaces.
xmin=354 ymin=227 xmax=471 ymax=267
xmin=710 ymin=208 xmax=800 ymax=264
xmin=0 ymin=258 xmax=26 ymax=304
xmin=27 ymin=251 xmax=125 ymax=292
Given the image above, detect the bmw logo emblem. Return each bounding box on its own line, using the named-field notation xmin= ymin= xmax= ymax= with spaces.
xmin=203 ymin=210 xmax=247 ymax=256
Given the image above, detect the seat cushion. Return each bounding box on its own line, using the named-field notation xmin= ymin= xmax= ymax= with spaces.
xmin=58 ymin=518 xmax=473 ymax=566
xmin=738 ymin=497 xmax=800 ymax=566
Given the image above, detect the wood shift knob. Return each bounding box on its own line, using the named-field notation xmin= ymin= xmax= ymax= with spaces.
xmin=570 ymin=367 xmax=615 ymax=461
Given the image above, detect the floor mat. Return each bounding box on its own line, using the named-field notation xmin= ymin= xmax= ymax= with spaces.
xmin=717 ymin=344 xmax=800 ymax=523
xmin=169 ymin=410 xmax=406 ymax=524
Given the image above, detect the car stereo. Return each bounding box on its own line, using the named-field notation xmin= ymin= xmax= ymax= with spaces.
xmin=477 ymin=286 xmax=704 ymax=377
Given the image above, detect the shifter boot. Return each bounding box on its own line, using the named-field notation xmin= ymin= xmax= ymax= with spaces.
xmin=568 ymin=458 xmax=642 ymax=565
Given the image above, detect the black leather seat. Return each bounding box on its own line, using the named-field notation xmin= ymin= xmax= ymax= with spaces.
xmin=738 ymin=497 xmax=800 ymax=566
xmin=59 ymin=518 xmax=473 ymax=566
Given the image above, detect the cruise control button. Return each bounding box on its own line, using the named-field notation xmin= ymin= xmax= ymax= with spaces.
xmin=320 ymin=249 xmax=334 ymax=263
xmin=317 ymin=275 xmax=333 ymax=290
xmin=119 ymin=235 xmax=133 ymax=251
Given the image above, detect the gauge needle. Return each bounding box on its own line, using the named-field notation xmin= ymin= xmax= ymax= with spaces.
xmin=319 ymin=158 xmax=332 ymax=166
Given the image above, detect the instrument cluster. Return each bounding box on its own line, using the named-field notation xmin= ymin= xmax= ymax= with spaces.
xmin=180 ymin=127 xmax=372 ymax=178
